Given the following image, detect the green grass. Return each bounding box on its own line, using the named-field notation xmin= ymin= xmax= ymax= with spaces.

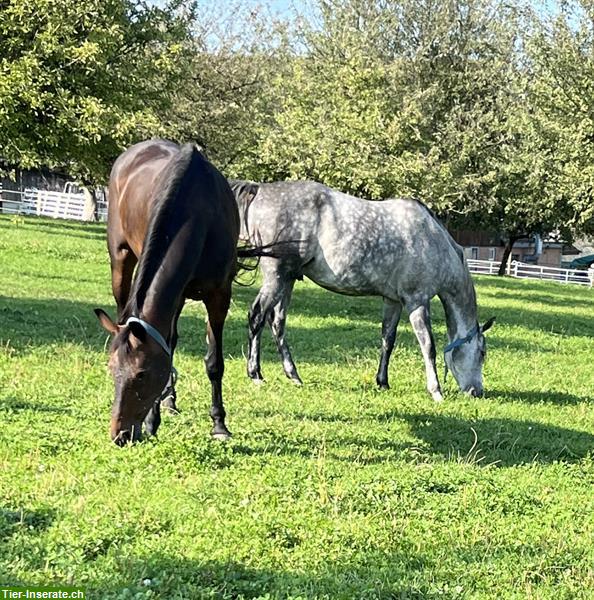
xmin=0 ymin=215 xmax=593 ymax=599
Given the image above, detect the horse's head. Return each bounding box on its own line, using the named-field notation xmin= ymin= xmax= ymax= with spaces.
xmin=95 ymin=309 xmax=171 ymax=446
xmin=444 ymin=317 xmax=495 ymax=397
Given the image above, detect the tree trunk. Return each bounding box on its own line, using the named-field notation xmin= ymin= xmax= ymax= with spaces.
xmin=498 ymin=236 xmax=518 ymax=275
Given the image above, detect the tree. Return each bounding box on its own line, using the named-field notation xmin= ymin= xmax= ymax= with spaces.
xmin=527 ymin=1 xmax=594 ymax=238
xmin=0 ymin=0 xmax=193 ymax=183
xmin=236 ymin=0 xmax=592 ymax=275
xmin=165 ymin=2 xmax=291 ymax=175
xmin=236 ymin=0 xmax=529 ymax=208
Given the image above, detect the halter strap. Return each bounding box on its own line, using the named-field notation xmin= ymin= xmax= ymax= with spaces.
xmin=443 ymin=324 xmax=479 ymax=382
xmin=444 ymin=324 xmax=480 ymax=354
xmin=125 ymin=317 xmax=171 ymax=357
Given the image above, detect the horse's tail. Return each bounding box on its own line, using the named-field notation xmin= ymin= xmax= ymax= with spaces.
xmin=234 ymin=239 xmax=303 ymax=286
xmin=229 ymin=179 xmax=259 ymax=238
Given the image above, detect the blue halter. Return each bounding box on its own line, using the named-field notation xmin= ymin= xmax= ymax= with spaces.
xmin=443 ymin=324 xmax=480 ymax=381
xmin=444 ymin=324 xmax=480 ymax=355
xmin=125 ymin=316 xmax=171 ymax=357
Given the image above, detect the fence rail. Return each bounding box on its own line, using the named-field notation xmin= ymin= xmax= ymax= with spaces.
xmin=467 ymin=259 xmax=593 ymax=287
xmin=0 ymin=186 xmax=107 ymax=221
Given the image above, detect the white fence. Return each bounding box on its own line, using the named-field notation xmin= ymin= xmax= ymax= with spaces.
xmin=467 ymin=259 xmax=593 ymax=287
xmin=0 ymin=185 xmax=107 ymax=221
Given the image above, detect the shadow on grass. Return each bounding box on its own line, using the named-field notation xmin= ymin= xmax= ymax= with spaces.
xmin=0 ymin=397 xmax=73 ymax=414
xmin=395 ymin=412 xmax=594 ymax=467
xmin=235 ymin=282 xmax=594 ymax=341
xmin=482 ymin=289 xmax=594 ymax=311
xmin=0 ymin=295 xmax=408 ymax=361
xmin=85 ymin=553 xmax=436 ymax=600
xmin=487 ymin=388 xmax=590 ymax=406
xmin=1 ymin=276 xmax=590 ymax=363
xmin=0 ymin=506 xmax=57 ymax=585
xmin=239 ymin=407 xmax=594 ymax=467
xmin=0 ymin=215 xmax=107 ymax=241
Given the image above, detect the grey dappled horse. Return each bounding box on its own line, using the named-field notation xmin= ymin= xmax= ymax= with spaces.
xmin=230 ymin=180 xmax=495 ymax=400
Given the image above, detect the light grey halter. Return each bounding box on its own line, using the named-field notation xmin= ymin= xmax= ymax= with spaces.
xmin=125 ymin=316 xmax=171 ymax=357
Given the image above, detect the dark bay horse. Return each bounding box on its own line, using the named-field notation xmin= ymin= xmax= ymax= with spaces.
xmin=95 ymin=139 xmax=241 ymax=445
xmin=230 ymin=180 xmax=494 ymax=401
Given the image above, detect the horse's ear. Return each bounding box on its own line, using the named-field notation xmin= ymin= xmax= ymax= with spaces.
xmin=94 ymin=308 xmax=119 ymax=335
xmin=127 ymin=320 xmax=147 ymax=343
xmin=481 ymin=316 xmax=496 ymax=333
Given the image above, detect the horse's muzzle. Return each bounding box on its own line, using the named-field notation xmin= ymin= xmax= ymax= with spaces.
xmin=111 ymin=423 xmax=142 ymax=446
xmin=466 ymin=386 xmax=483 ymax=398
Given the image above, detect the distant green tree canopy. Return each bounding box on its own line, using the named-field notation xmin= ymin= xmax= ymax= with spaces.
xmin=1 ymin=0 xmax=592 ymax=253
xmin=0 ymin=0 xmax=193 ymax=182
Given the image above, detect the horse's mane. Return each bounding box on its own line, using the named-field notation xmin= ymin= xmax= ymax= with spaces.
xmin=122 ymin=143 xmax=202 ymax=321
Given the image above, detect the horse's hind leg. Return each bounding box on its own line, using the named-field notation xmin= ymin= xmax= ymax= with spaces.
xmin=204 ymin=286 xmax=232 ymax=440
xmin=266 ymin=280 xmax=301 ymax=385
xmin=247 ymin=265 xmax=292 ymax=383
xmin=375 ymin=298 xmax=403 ymax=390
xmin=407 ymin=300 xmax=443 ymax=402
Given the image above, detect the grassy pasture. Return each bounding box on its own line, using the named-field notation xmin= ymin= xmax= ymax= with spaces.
xmin=0 ymin=215 xmax=593 ymax=599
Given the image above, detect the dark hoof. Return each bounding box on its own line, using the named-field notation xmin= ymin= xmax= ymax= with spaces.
xmin=377 ymin=382 xmax=390 ymax=391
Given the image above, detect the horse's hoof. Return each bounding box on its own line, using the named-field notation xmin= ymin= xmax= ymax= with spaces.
xmin=377 ymin=383 xmax=390 ymax=391
xmin=290 ymin=376 xmax=303 ymax=386
xmin=251 ymin=377 xmax=265 ymax=386
xmin=211 ymin=429 xmax=232 ymax=441
xmin=432 ymin=391 xmax=444 ymax=402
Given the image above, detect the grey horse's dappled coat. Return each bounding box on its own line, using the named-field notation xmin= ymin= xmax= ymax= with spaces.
xmin=230 ymin=180 xmax=494 ymax=400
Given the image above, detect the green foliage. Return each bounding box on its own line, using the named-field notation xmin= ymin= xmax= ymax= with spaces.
xmin=0 ymin=0 xmax=193 ymax=182
xmin=2 ymin=0 xmax=594 ymax=241
xmin=229 ymin=0 xmax=593 ymax=244
xmin=526 ymin=0 xmax=594 ymax=236
xmin=1 ymin=216 xmax=594 ymax=598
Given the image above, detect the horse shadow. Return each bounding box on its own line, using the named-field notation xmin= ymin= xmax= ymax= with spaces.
xmin=232 ymin=406 xmax=594 ymax=468
xmin=487 ymin=388 xmax=590 ymax=406
xmin=391 ymin=411 xmax=594 ymax=467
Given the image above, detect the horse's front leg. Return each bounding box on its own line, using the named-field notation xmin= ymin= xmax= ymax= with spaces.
xmin=204 ymin=287 xmax=232 ymax=440
xmin=143 ymin=302 xmax=184 ymax=436
xmin=407 ymin=301 xmax=443 ymax=402
xmin=375 ymin=298 xmax=403 ymax=390
xmin=159 ymin=302 xmax=184 ymax=413
xmin=266 ymin=279 xmax=301 ymax=385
